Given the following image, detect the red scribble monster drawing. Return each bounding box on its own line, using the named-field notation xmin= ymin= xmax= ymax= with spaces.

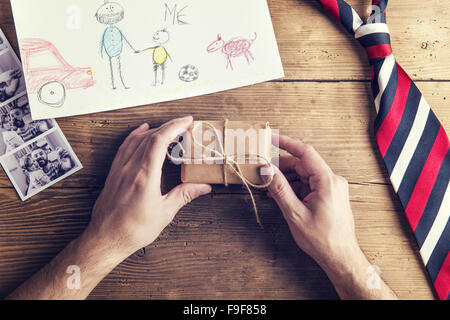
xmin=20 ymin=38 xmax=95 ymax=108
xmin=206 ymin=33 xmax=257 ymax=70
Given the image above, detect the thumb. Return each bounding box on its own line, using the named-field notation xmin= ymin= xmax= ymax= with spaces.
xmin=261 ymin=165 xmax=308 ymax=219
xmin=164 ymin=183 xmax=212 ymax=217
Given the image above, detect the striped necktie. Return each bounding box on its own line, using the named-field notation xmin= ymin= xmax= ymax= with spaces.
xmin=316 ymin=0 xmax=450 ymax=299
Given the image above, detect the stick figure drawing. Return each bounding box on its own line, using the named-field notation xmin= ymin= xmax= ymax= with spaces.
xmin=138 ymin=29 xmax=172 ymax=86
xmin=95 ymin=0 xmax=138 ymax=89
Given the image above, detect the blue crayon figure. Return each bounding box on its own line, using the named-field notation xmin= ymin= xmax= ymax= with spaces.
xmin=96 ymin=0 xmax=137 ymax=89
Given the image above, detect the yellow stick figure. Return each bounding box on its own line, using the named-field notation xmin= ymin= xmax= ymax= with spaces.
xmin=139 ymin=28 xmax=172 ymax=85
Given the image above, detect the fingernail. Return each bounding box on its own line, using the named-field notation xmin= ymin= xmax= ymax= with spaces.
xmin=139 ymin=123 xmax=149 ymax=129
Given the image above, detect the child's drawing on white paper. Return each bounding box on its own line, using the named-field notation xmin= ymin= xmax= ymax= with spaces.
xmin=10 ymin=0 xmax=284 ymax=120
xmin=96 ymin=0 xmax=138 ymax=89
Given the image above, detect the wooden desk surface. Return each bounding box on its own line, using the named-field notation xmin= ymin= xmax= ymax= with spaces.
xmin=1 ymin=0 xmax=448 ymax=299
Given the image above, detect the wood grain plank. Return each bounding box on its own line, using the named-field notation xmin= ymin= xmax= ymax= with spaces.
xmin=1 ymin=81 xmax=449 ymax=190
xmin=0 ymin=183 xmax=433 ymax=299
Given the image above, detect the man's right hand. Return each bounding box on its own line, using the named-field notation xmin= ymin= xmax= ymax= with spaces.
xmin=264 ymin=134 xmax=360 ymax=270
xmin=263 ymin=134 xmax=398 ymax=300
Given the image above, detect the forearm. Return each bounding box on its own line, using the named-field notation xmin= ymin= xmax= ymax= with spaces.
xmin=318 ymin=247 xmax=398 ymax=300
xmin=6 ymin=229 xmax=128 ymax=300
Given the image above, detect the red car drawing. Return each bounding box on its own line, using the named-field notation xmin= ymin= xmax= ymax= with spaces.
xmin=20 ymin=38 xmax=95 ymax=107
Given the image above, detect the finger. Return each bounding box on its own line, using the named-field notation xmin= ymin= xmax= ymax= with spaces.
xmin=127 ymin=123 xmax=150 ymax=139
xmin=261 ymin=165 xmax=308 ymax=220
xmin=274 ymin=134 xmax=331 ymax=175
xmin=152 ymin=115 xmax=193 ymax=135
xmin=273 ymin=134 xmax=333 ymax=190
xmin=122 ymin=128 xmax=160 ymax=165
xmin=118 ymin=123 xmax=150 ymax=153
xmin=141 ymin=116 xmax=194 ymax=174
xmin=163 ymin=183 xmax=212 ymax=218
xmin=115 ymin=123 xmax=151 ymax=165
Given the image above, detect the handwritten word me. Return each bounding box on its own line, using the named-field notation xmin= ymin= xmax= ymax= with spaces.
xmin=165 ymin=3 xmax=188 ymax=25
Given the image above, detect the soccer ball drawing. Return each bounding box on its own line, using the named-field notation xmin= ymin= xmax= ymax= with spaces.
xmin=178 ymin=65 xmax=199 ymax=82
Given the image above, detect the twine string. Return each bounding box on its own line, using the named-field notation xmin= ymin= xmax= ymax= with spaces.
xmin=223 ymin=119 xmax=228 ymax=187
xmin=167 ymin=120 xmax=274 ymax=225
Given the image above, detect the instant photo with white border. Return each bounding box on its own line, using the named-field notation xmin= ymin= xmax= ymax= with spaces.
xmin=0 ymin=29 xmax=26 ymax=107
xmin=0 ymin=34 xmax=8 ymax=53
xmin=0 ymin=92 xmax=55 ymax=156
xmin=0 ymin=124 xmax=82 ymax=201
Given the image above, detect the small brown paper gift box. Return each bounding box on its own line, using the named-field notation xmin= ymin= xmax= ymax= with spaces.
xmin=179 ymin=121 xmax=272 ymax=185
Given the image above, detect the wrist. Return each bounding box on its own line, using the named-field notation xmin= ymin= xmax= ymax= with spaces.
xmin=79 ymin=226 xmax=133 ymax=265
xmin=316 ymin=244 xmax=369 ymax=284
xmin=317 ymin=245 xmax=374 ymax=294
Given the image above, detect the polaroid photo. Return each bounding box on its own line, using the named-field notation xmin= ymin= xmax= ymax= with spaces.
xmin=0 ymin=29 xmax=26 ymax=107
xmin=0 ymin=33 xmax=8 ymax=53
xmin=0 ymin=128 xmax=82 ymax=201
xmin=0 ymin=92 xmax=55 ymax=156
xmin=0 ymin=51 xmax=26 ymax=106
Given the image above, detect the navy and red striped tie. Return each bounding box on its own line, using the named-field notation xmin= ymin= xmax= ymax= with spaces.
xmin=317 ymin=0 xmax=450 ymax=299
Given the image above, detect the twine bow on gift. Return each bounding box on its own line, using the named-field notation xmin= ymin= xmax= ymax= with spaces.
xmin=167 ymin=120 xmax=274 ymax=225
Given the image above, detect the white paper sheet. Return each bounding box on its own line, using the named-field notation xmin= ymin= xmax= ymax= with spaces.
xmin=10 ymin=0 xmax=284 ymax=120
